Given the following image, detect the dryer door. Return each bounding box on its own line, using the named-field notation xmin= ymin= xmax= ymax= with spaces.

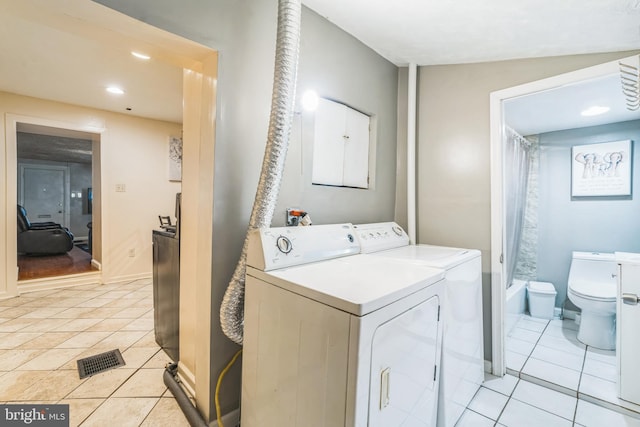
xmin=368 ymin=295 xmax=442 ymax=426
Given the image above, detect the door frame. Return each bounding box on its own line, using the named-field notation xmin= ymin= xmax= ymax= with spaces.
xmin=5 ymin=114 xmax=104 ymax=296
xmin=489 ymin=57 xmax=630 ymax=376
xmin=18 ymin=162 xmax=71 ymax=228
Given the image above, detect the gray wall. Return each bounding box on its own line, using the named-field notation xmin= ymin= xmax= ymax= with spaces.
xmin=537 ymin=120 xmax=640 ymax=310
xmin=273 ymin=9 xmax=398 ymax=225
xmin=95 ymin=0 xmax=398 ymax=420
xmin=414 ymin=50 xmax=640 ymax=362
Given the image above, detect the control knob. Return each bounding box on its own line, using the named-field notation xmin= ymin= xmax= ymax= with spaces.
xmin=276 ymin=235 xmax=293 ymax=254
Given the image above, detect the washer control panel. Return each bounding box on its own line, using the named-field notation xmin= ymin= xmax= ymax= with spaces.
xmin=247 ymin=223 xmax=360 ymax=271
xmin=353 ymin=222 xmax=410 ymax=253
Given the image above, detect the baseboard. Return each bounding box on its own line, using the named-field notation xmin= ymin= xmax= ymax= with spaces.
xmin=177 ymin=362 xmax=197 ymax=400
xmin=102 ymin=272 xmax=151 ymax=285
xmin=0 ymin=290 xmax=19 ymax=300
xmin=91 ymin=259 xmax=102 ymax=270
xmin=484 ymin=359 xmax=492 ymax=373
xmin=17 ymin=272 xmax=102 ymax=293
xmin=210 ymin=408 xmax=240 ymax=427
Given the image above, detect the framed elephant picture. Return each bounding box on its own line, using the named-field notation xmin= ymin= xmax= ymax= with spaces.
xmin=571 ymin=139 xmax=632 ymax=197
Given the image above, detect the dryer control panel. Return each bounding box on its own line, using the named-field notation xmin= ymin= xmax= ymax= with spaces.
xmin=354 ymin=222 xmax=410 ymax=253
xmin=247 ymin=223 xmax=360 ymax=271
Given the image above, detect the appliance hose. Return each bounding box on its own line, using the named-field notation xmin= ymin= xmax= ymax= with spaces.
xmin=163 ymin=363 xmax=208 ymax=427
xmin=220 ymin=0 xmax=302 ymax=345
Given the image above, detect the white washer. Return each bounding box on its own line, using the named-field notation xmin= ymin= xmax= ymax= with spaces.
xmin=242 ymin=224 xmax=446 ymax=427
xmin=354 ymin=222 xmax=484 ymax=427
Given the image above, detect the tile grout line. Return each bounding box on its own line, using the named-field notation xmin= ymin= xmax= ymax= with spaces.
xmin=504 ymin=316 xmax=640 ymax=423
xmin=572 ymin=343 xmax=589 ymax=424
xmin=515 ymin=317 xmax=549 ymax=376
xmin=493 ymin=376 xmax=520 ymax=425
xmin=138 ymin=396 xmax=165 ymax=426
xmin=57 ymin=288 xmax=159 ymax=425
xmin=508 ymin=318 xmax=574 ymax=423
xmin=506 ymin=376 xmax=581 ymax=425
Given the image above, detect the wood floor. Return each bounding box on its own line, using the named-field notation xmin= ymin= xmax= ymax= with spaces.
xmin=17 ymin=246 xmax=98 ymax=281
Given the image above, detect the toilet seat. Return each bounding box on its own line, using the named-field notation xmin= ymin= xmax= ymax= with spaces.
xmin=568 ymin=279 xmax=616 ymax=300
xmin=568 ymin=287 xmax=616 ymax=302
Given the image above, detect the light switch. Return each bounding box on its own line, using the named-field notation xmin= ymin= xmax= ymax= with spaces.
xmin=115 ymin=184 xmax=126 ymax=192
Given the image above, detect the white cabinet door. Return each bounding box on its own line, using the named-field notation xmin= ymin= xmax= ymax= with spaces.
xmin=312 ymin=98 xmax=345 ymax=186
xmin=342 ymin=107 xmax=370 ymax=188
xmin=312 ymin=98 xmax=370 ymax=188
xmin=618 ymin=263 xmax=640 ymax=404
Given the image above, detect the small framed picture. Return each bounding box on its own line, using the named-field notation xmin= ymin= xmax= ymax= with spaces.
xmin=168 ymin=136 xmax=182 ymax=182
xmin=571 ymin=139 xmax=632 ymax=197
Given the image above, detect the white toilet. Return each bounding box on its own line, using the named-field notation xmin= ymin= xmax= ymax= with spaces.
xmin=567 ymin=251 xmax=617 ymax=350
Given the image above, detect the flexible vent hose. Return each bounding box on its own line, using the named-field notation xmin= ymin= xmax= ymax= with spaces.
xmin=220 ymin=0 xmax=302 ymax=345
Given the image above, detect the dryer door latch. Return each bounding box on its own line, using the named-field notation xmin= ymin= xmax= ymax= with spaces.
xmin=380 ymin=367 xmax=391 ymax=409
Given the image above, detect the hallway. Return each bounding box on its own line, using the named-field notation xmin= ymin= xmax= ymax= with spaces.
xmin=17 ymin=246 xmax=98 ymax=281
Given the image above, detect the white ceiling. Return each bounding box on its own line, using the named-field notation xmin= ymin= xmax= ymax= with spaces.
xmin=0 ymin=0 xmax=638 ymax=137
xmin=302 ymin=0 xmax=640 ymax=66
xmin=0 ymin=0 xmax=196 ymax=124
xmin=301 ymin=0 xmax=640 ymax=135
xmin=505 ymin=71 xmax=640 ymax=135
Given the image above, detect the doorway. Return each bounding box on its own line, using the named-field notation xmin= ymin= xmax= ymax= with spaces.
xmin=1 ymin=2 xmax=219 ymax=415
xmin=7 ymin=118 xmax=103 ymax=285
xmin=15 ymin=124 xmax=99 ymax=281
xmin=490 ymin=56 xmax=640 ymax=380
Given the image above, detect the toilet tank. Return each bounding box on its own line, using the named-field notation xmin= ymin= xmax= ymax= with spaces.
xmin=568 ymin=251 xmax=617 ymax=285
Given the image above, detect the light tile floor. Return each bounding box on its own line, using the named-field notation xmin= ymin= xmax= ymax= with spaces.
xmin=0 ymin=280 xmax=189 ymax=427
xmin=498 ymin=314 xmax=640 ymax=425
xmin=460 ymin=373 xmax=640 ymax=426
xmin=6 ymin=282 xmax=639 ymax=427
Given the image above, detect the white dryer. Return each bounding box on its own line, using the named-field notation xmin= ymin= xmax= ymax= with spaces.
xmin=353 ymin=222 xmax=484 ymax=427
xmin=242 ymin=224 xmax=446 ymax=427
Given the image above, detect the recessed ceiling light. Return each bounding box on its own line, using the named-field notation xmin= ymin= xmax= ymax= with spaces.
xmin=581 ymin=105 xmax=610 ymax=116
xmin=131 ymin=51 xmax=151 ymax=60
xmin=106 ymin=86 xmax=125 ymax=95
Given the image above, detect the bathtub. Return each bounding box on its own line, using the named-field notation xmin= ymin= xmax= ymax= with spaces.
xmin=505 ymin=279 xmax=527 ymax=336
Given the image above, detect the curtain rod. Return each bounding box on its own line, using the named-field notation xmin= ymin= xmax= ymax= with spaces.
xmin=506 ymin=126 xmax=531 ymax=147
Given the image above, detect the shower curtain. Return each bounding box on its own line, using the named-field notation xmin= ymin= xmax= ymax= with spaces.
xmin=504 ymin=127 xmax=532 ymax=289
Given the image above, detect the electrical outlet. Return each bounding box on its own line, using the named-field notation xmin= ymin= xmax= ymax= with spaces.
xmin=116 ymin=184 xmax=126 ymax=192
xmin=128 ymin=248 xmax=135 ymax=257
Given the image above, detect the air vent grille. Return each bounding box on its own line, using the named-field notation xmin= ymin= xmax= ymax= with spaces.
xmin=77 ymin=349 xmax=125 ymax=379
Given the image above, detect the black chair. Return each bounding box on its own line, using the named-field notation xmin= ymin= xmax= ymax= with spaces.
xmin=17 ymin=205 xmax=74 ymax=255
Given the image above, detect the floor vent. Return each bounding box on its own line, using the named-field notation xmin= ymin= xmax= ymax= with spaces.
xmin=77 ymin=349 xmax=126 ymax=379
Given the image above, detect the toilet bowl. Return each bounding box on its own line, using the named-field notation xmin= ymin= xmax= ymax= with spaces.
xmin=567 ymin=251 xmax=617 ymax=350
